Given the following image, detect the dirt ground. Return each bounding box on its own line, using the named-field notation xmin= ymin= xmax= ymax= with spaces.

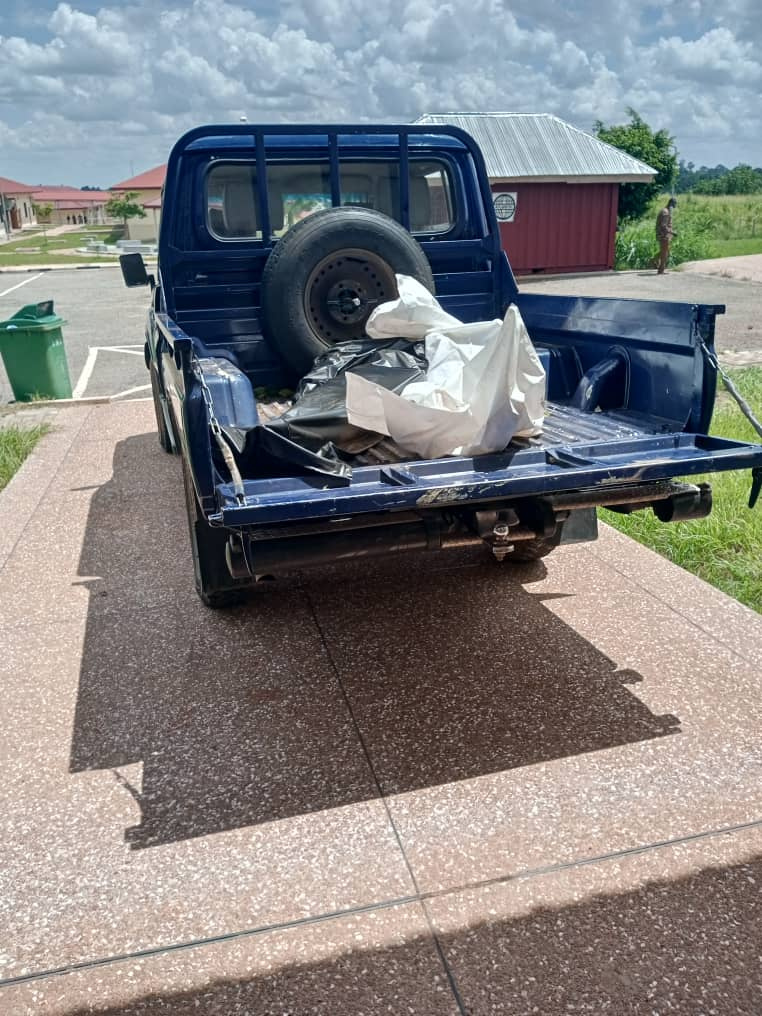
xmin=521 ymin=265 xmax=762 ymax=357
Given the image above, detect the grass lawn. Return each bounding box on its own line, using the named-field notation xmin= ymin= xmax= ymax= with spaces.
xmin=709 ymin=237 xmax=762 ymax=258
xmin=602 ymin=367 xmax=762 ymax=614
xmin=617 ymin=192 xmax=762 ymax=269
xmin=0 ymin=423 xmax=50 ymax=492
xmin=0 ymin=228 xmax=125 ymax=267
xmin=0 ymin=227 xmax=122 ymax=253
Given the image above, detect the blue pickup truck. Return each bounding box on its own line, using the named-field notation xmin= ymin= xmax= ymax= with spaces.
xmin=121 ymin=123 xmax=762 ymax=606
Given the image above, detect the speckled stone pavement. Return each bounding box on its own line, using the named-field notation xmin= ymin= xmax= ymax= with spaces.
xmin=2 ymin=401 xmax=762 ymax=1015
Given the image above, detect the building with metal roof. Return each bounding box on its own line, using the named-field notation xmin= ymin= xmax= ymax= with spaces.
xmin=416 ymin=113 xmax=655 ymax=182
xmin=0 ymin=179 xmax=114 ymax=231
xmin=416 ymin=113 xmax=656 ymax=274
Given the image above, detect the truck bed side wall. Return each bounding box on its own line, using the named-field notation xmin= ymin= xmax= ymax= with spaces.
xmin=516 ymin=292 xmax=720 ymax=433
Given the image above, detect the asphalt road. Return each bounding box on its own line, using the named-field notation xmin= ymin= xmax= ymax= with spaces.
xmin=1 ymin=263 xmax=760 ymax=406
xmin=0 ymin=267 xmax=150 ymax=404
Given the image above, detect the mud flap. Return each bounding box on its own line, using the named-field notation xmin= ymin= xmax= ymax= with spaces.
xmin=558 ymin=508 xmax=599 ymax=544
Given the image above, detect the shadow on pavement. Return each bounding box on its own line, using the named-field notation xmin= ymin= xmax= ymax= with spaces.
xmin=57 ymin=852 xmax=761 ymax=1014
xmin=69 ymin=434 xmax=680 ymax=849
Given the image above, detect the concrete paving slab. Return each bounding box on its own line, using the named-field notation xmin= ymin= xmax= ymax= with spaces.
xmin=0 ymin=405 xmax=93 ymax=570
xmin=77 ymin=399 xmax=157 ymax=444
xmin=682 ymin=252 xmax=762 ymax=284
xmin=427 ymin=824 xmax=762 ymax=1016
xmin=2 ymin=401 xmax=762 ymax=1014
xmin=719 ymin=349 xmax=762 ymax=366
xmin=307 ymin=545 xmax=762 ymax=891
xmin=3 ymin=903 xmax=455 ymax=1016
xmin=0 ymin=405 xmax=198 ymax=626
xmin=0 ymin=481 xmax=193 ymax=626
xmin=588 ymin=523 xmax=762 ymax=670
xmin=51 ymin=426 xmax=178 ymax=496
xmin=0 ymin=602 xmax=413 ymax=978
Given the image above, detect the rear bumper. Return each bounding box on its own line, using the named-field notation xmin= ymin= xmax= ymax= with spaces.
xmin=223 ymin=479 xmax=716 ymax=577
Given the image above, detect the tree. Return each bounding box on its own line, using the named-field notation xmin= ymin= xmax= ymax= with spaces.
xmin=105 ymin=191 xmax=146 ymax=228
xmin=31 ymin=202 xmax=54 ymax=243
xmin=676 ymin=161 xmax=729 ymax=193
xmin=722 ymin=164 xmax=762 ymax=194
xmin=692 ymin=164 xmax=762 ymax=195
xmin=594 ymin=109 xmax=678 ymax=221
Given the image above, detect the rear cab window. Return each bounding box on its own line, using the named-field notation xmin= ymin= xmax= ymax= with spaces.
xmin=206 ymin=159 xmax=456 ymax=241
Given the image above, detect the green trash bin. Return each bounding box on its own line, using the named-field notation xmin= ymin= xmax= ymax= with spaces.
xmin=0 ymin=299 xmax=72 ymax=401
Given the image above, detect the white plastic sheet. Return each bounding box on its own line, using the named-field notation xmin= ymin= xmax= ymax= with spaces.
xmin=345 ymin=275 xmax=545 ymax=459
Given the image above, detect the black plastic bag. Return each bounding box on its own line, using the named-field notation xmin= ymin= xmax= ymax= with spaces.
xmin=238 ymin=338 xmax=426 ymax=482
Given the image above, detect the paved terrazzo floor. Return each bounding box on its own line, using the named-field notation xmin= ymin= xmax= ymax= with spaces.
xmin=2 ymin=401 xmax=762 ymax=1015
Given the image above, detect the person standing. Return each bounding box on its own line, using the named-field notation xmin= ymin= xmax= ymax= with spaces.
xmin=656 ymin=197 xmax=677 ymax=274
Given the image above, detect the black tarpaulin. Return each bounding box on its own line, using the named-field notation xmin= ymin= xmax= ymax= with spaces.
xmin=234 ymin=338 xmax=427 ymax=482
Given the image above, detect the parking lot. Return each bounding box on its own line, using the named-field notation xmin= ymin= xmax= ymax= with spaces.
xmin=2 ymin=263 xmax=761 ymax=409
xmin=0 ymin=268 xmax=150 ymax=404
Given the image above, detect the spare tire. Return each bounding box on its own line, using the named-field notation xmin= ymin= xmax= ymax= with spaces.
xmin=261 ymin=206 xmax=435 ymax=376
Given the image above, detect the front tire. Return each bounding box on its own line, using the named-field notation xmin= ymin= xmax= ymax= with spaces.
xmin=182 ymin=460 xmax=249 ymax=608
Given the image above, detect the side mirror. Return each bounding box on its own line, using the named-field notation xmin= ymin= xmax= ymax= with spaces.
xmin=120 ymin=253 xmax=154 ymax=288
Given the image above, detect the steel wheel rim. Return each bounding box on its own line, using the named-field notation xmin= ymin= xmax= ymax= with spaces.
xmin=303 ymin=248 xmax=398 ymax=345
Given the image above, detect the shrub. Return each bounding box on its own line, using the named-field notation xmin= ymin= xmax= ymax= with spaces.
xmin=615 ymin=205 xmax=717 ymax=269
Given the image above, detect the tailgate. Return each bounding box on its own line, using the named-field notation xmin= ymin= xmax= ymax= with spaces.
xmin=212 ymin=432 xmax=762 ymax=527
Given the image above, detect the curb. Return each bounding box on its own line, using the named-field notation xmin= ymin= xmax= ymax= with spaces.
xmin=517 ymin=269 xmax=619 ymax=283
xmin=0 ymin=262 xmax=158 ymax=275
xmin=1 ymin=394 xmax=132 ymax=414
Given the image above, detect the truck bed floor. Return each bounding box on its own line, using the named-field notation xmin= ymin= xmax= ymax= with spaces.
xmin=352 ymin=402 xmax=658 ymax=466
xmin=530 ymin=402 xmax=656 ymax=446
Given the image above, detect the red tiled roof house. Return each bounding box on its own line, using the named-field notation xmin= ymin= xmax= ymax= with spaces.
xmin=111 ymin=165 xmax=166 ymax=241
xmin=0 ymin=176 xmax=39 ymax=236
xmin=21 ymin=186 xmax=114 ymax=227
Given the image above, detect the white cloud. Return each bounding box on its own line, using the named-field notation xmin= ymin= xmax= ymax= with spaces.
xmin=0 ymin=0 xmax=760 ymax=185
xmin=654 ymin=27 xmax=761 ymax=86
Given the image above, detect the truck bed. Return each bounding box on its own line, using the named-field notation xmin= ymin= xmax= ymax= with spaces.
xmin=159 ymin=294 xmax=762 ymax=533
xmin=211 ymin=386 xmax=760 ymax=531
xmin=256 ymin=395 xmax=658 ymax=467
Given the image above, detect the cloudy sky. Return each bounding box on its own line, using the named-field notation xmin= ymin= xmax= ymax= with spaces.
xmin=0 ymin=0 xmax=760 ymax=188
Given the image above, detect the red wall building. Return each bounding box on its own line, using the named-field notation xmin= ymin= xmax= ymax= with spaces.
xmin=417 ymin=113 xmax=655 ymax=277
xmin=492 ymin=181 xmax=619 ymax=275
